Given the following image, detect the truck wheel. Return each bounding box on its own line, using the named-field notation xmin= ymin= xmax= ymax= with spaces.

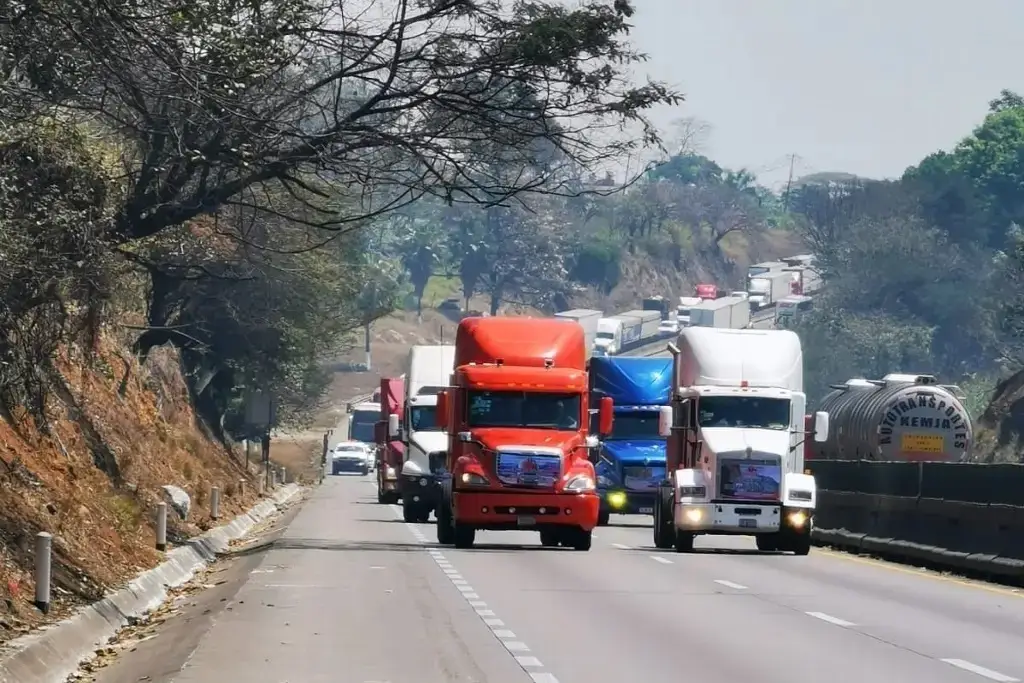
xmin=436 ymin=481 xmax=455 ymax=545
xmin=597 ymin=510 xmax=610 ymax=527
xmin=385 ymin=492 xmax=401 ymax=505
xmin=790 ymin=535 xmax=811 ymax=556
xmin=570 ymin=528 xmax=593 ymax=551
xmin=673 ymin=531 xmax=695 ymax=553
xmin=402 ymin=500 xmax=418 ymax=523
xmin=416 ymin=505 xmax=432 ymax=524
xmin=453 ymin=524 xmax=476 ymax=549
xmin=376 ymin=473 xmax=387 ymax=504
xmin=755 ymin=534 xmax=780 ymax=552
xmin=539 ymin=530 xmax=560 ymax=548
xmin=653 ymin=487 xmax=675 ymax=550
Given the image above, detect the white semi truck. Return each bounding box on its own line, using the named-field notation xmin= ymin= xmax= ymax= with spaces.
xmin=747 ymin=271 xmax=791 ymax=310
xmin=653 ymin=327 xmax=830 ymax=555
xmin=392 ymin=345 xmax=456 ymax=523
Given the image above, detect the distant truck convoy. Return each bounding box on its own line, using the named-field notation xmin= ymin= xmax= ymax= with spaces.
xmin=434 ymin=316 xmax=613 ymax=550
xmin=590 ymin=356 xmax=672 ymax=524
xmin=688 ymin=296 xmax=750 ymax=329
xmin=554 ymin=309 xmax=602 ymax=359
xmin=785 ymin=265 xmax=822 ymax=296
xmin=809 ymin=374 xmax=972 ymax=462
xmin=655 ymin=327 xmax=830 ymax=555
xmin=676 ymin=297 xmax=702 ymax=326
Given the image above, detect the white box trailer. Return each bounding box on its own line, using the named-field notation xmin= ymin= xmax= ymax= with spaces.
xmin=614 ymin=309 xmax=661 ymax=350
xmin=689 ymin=296 xmax=749 ymax=329
xmin=747 ymin=271 xmax=792 ymax=309
xmin=555 ymin=309 xmax=602 ymax=359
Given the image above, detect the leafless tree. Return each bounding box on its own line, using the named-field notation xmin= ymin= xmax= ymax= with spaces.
xmin=1 ymin=0 xmax=682 ymax=243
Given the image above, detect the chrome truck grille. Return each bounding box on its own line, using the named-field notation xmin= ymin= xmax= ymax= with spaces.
xmin=495 ymin=452 xmax=561 ymax=488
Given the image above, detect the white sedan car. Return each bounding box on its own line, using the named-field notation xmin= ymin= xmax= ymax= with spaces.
xmin=331 ymin=441 xmax=373 ymax=475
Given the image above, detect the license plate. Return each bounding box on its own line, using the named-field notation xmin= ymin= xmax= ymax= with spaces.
xmin=638 ymin=507 xmax=654 ymax=514
xmin=517 ymin=516 xmax=536 ymax=526
xmin=739 ymin=518 xmax=757 ymax=529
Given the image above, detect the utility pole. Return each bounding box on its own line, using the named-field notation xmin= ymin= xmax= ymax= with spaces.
xmin=782 ymin=154 xmax=797 ymax=211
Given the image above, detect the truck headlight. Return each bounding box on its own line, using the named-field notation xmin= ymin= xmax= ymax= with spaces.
xmin=564 ymin=475 xmax=596 ymax=492
xmin=683 ymin=507 xmax=703 ymax=523
xmin=460 ymin=472 xmax=489 ymax=486
xmin=385 ymin=466 xmax=396 ymax=477
xmin=787 ymin=510 xmax=809 ymax=528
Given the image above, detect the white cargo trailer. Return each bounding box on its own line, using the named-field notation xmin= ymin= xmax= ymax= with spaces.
xmin=555 ymin=309 xmax=602 ymax=359
xmin=747 ymin=271 xmax=792 ymax=309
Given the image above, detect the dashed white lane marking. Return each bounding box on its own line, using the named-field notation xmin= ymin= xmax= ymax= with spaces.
xmin=390 ymin=505 xmax=559 ymax=683
xmin=713 ymin=579 xmax=748 ymax=590
xmin=941 ymin=659 xmax=1019 ymax=682
xmin=650 ymin=555 xmax=673 ymax=565
xmin=806 ymin=611 xmax=855 ymax=628
xmin=611 ymin=543 xmax=631 ymax=550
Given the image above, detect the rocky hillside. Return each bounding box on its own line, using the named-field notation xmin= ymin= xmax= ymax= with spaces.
xmin=0 ymin=337 xmax=266 ymax=641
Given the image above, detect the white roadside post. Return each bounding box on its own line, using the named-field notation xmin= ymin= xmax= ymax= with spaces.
xmin=156 ymin=502 xmax=168 ymax=551
xmin=34 ymin=532 xmax=52 ymax=614
xmin=210 ymin=486 xmax=221 ymax=520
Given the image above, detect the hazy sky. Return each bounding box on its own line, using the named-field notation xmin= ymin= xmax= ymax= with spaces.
xmin=629 ymin=1 xmax=1024 ymax=188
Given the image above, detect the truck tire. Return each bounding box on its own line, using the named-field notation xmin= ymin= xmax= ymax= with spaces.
xmin=755 ymin=534 xmax=780 ymax=552
xmin=416 ymin=505 xmax=432 ymax=524
xmin=673 ymin=531 xmax=695 ymax=553
xmin=402 ymin=499 xmax=418 ymax=523
xmin=597 ymin=510 xmax=610 ymax=527
xmin=790 ymin=535 xmax=811 ymax=556
xmin=653 ymin=487 xmax=675 ymax=550
xmin=376 ymin=473 xmax=387 ymax=504
xmin=436 ymin=480 xmax=455 ymax=545
xmin=453 ymin=523 xmax=476 ymax=549
xmin=539 ymin=530 xmax=560 ymax=547
xmin=570 ymin=528 xmax=592 ymax=551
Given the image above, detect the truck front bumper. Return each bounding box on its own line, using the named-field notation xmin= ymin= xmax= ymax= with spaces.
xmin=453 ymin=490 xmax=599 ymax=531
xmin=674 ymin=502 xmax=813 ymax=535
xmin=399 ymin=474 xmax=441 ymax=507
xmin=599 ymin=489 xmax=656 ymax=515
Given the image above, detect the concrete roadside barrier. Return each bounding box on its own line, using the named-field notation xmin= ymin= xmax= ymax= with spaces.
xmin=0 ymin=484 xmax=302 ymax=683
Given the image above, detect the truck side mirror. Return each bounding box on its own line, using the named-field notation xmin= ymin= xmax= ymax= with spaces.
xmin=436 ymin=391 xmax=449 ymax=429
xmin=598 ymin=396 xmax=614 ymax=436
xmin=658 ymin=405 xmax=673 ymax=437
xmin=813 ymin=411 xmax=830 ymax=442
xmin=387 ymin=414 xmax=399 ymax=438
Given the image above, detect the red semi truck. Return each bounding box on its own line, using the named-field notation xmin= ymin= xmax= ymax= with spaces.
xmin=433 ymin=316 xmax=613 ymax=550
xmin=374 ymin=377 xmax=404 ymax=504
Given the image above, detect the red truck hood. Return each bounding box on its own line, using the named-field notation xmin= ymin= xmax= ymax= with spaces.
xmin=471 ymin=428 xmax=581 ymax=455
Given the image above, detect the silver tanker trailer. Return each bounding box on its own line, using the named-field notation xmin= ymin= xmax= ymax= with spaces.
xmin=809 ymin=373 xmax=972 ymax=462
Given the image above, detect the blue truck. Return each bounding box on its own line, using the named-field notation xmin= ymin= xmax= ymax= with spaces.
xmin=589 ymin=356 xmax=672 ymax=525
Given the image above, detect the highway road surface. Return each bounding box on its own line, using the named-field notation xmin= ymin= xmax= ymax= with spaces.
xmin=95 ymin=476 xmax=1024 ymax=683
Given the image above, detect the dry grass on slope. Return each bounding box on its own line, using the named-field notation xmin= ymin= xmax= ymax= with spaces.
xmin=0 ymin=337 xmax=260 ymax=643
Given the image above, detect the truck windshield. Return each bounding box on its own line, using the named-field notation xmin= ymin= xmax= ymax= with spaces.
xmin=467 ymin=390 xmax=582 ymax=430
xmin=698 ymin=396 xmax=790 ymax=430
xmin=349 ymin=411 xmax=376 ymax=442
xmin=596 ymin=331 xmax=614 ymax=340
xmin=409 ymin=405 xmax=439 ymax=431
xmin=606 ymin=410 xmax=665 ymax=440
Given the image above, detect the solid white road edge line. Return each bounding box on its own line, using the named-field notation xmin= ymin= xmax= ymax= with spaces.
xmin=649 ymin=556 xmax=673 ymax=565
xmin=390 ymin=505 xmax=561 ymax=683
xmin=940 ymin=659 xmax=1020 ymax=682
xmin=805 ymin=611 xmax=855 ymax=628
xmin=713 ymin=579 xmax=748 ymax=590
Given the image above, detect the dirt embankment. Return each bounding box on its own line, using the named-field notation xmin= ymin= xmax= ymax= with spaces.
xmin=0 ymin=337 xmax=263 ymax=643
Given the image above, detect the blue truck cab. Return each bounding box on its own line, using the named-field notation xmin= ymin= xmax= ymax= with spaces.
xmin=589 ymin=356 xmax=672 ymax=525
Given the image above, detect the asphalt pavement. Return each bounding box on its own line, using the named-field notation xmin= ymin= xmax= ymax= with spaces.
xmin=139 ymin=475 xmax=1024 ymax=683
